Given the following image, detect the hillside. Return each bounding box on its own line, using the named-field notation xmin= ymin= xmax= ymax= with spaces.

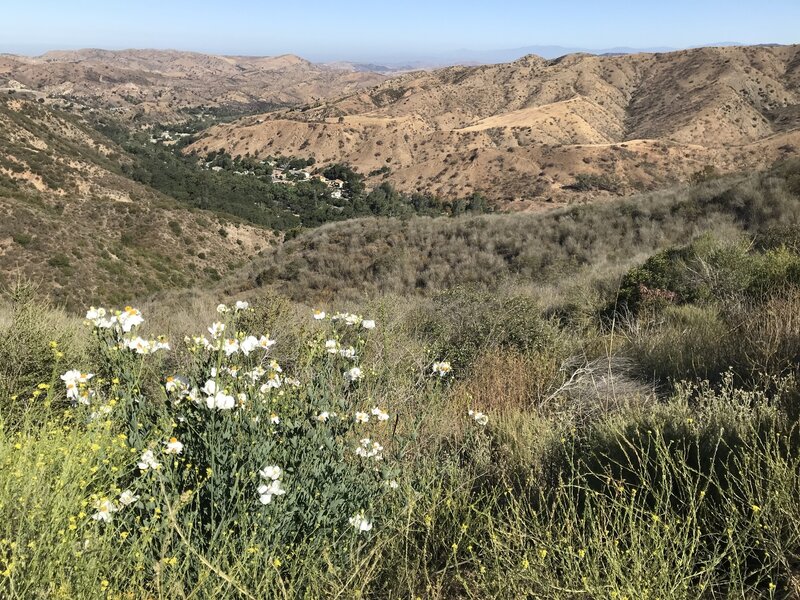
xmin=224 ymin=159 xmax=800 ymax=303
xmin=0 ymin=97 xmax=271 ymax=308
xmin=0 ymin=49 xmax=387 ymax=121
xmin=189 ymin=45 xmax=800 ymax=206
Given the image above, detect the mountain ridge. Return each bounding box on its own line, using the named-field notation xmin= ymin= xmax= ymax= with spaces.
xmin=187 ymin=44 xmax=800 ymax=206
xmin=0 ymin=48 xmax=387 ymax=121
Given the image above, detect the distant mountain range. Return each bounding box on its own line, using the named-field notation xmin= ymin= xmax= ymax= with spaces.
xmin=317 ymin=42 xmax=751 ymax=71
xmin=0 ymin=49 xmax=387 ymax=120
xmin=191 ymin=44 xmax=800 ymax=206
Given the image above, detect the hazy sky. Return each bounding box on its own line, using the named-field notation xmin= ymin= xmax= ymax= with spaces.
xmin=2 ymin=0 xmax=798 ymax=61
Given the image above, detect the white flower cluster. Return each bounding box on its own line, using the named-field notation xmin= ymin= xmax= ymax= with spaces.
xmin=468 ymin=409 xmax=489 ymax=426
xmin=216 ymin=301 xmax=250 ymax=314
xmin=222 ymin=335 xmax=275 ymax=357
xmin=325 ymin=339 xmax=358 ymax=361
xmin=257 ymin=465 xmax=286 ymax=504
xmin=316 ymin=410 xmax=337 ymax=422
xmin=135 ymin=435 xmax=184 ymax=476
xmin=432 ymin=361 xmax=453 ymax=377
xmin=123 ymin=336 xmax=170 ymax=355
xmin=199 ymin=379 xmax=237 ymax=410
xmin=86 ymin=306 xmax=144 ymax=332
xmin=193 ymin=326 xmax=276 ymax=357
xmin=371 ymin=407 xmax=390 ymax=421
xmin=60 ymin=369 xmax=94 ymax=404
xmin=86 ymin=306 xmax=169 ymax=355
xmin=314 ymin=310 xmax=376 ymax=330
xmin=348 ymin=511 xmax=373 ymax=533
xmin=355 ymin=437 xmax=384 ymax=460
xmin=354 ymin=407 xmax=390 ymax=424
xmin=137 ymin=449 xmax=162 ymax=471
xmin=344 ymin=367 xmax=363 ymax=383
xmin=91 ymin=488 xmax=140 ymax=523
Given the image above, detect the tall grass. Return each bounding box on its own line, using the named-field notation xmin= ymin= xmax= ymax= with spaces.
xmin=1 ymin=286 xmax=800 ymax=597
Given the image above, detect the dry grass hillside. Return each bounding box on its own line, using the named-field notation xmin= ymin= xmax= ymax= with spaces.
xmin=218 ymin=158 xmax=800 ymax=304
xmin=0 ymin=98 xmax=272 ymax=308
xmin=0 ymin=49 xmax=386 ymax=121
xmin=189 ymin=45 xmax=800 ymax=206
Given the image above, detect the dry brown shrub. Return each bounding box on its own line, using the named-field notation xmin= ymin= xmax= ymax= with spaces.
xmin=449 ymin=348 xmax=563 ymax=414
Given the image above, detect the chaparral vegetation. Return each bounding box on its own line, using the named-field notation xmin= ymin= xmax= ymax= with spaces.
xmin=1 ymin=158 xmax=800 ymax=599
xmin=2 ymin=39 xmax=800 ymax=595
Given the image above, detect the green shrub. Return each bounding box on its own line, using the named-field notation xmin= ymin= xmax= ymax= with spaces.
xmin=12 ymin=233 xmax=32 ymax=247
xmin=50 ymin=303 xmax=404 ymax=572
xmin=0 ymin=281 xmax=87 ymax=421
xmin=415 ymin=287 xmax=565 ymax=373
xmin=570 ymin=172 xmax=621 ymax=193
xmin=47 ymin=254 xmax=72 ymax=269
xmin=615 ymin=235 xmax=800 ymax=319
xmin=627 ymin=304 xmax=734 ymax=385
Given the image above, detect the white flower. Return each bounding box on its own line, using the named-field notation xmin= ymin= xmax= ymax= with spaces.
xmin=259 ymin=465 xmax=282 ymax=481
xmin=361 ymin=319 xmax=376 ymax=330
xmin=91 ymin=498 xmax=118 ymax=523
xmin=60 ymin=369 xmax=93 ymax=385
xmin=85 ymin=306 xmax=105 ymax=321
xmin=316 ymin=411 xmax=336 ymax=422
xmin=258 ymin=479 xmax=285 ymax=504
xmin=216 ymin=303 xmax=229 ymax=314
xmin=240 ymin=335 xmax=259 ymax=355
xmin=208 ymin=322 xmax=226 ymax=339
xmin=164 ymin=437 xmax=184 ymax=455
xmin=117 ymin=307 xmax=144 ymax=332
xmin=198 ymin=335 xmax=217 ymax=351
xmin=371 ymin=407 xmax=390 ymax=421
xmin=88 ymin=404 xmax=113 ymax=420
xmin=468 ymin=409 xmax=489 ymax=426
xmin=234 ymin=300 xmax=250 ymax=311
xmin=339 ymin=346 xmax=357 ymax=360
xmin=325 ymin=339 xmax=339 ymax=354
xmin=260 ymin=374 xmax=282 ymax=392
xmin=223 ymin=338 xmax=240 ymax=356
xmin=201 ymin=379 xmax=217 ymax=396
xmin=123 ymin=336 xmax=167 ymax=354
xmin=270 ymin=413 xmax=281 ymax=425
xmin=86 ymin=306 xmax=116 ymax=329
xmin=345 ymin=367 xmax=363 ymax=382
xmin=137 ymin=449 xmax=161 ymax=471
xmin=355 ymin=437 xmax=383 ymax=460
xmin=258 ymin=336 xmax=276 ymax=351
xmin=331 ymin=312 xmax=361 ymax=326
xmin=432 ymin=361 xmax=453 ymax=377
xmin=313 ymin=310 xmax=326 ymax=320
xmin=387 ymin=480 xmax=399 ymax=490
xmin=348 ymin=512 xmax=373 ymax=532
xmin=354 ymin=411 xmax=370 ymax=423
xmin=247 ymin=366 xmax=266 ymax=382
xmin=207 ymin=391 xmax=236 ymax=410
xmin=60 ymin=370 xmax=94 ymax=404
xmin=119 ymin=489 xmax=140 ymax=506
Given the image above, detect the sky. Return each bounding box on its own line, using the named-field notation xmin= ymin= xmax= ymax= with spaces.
xmin=1 ymin=0 xmax=799 ymax=62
